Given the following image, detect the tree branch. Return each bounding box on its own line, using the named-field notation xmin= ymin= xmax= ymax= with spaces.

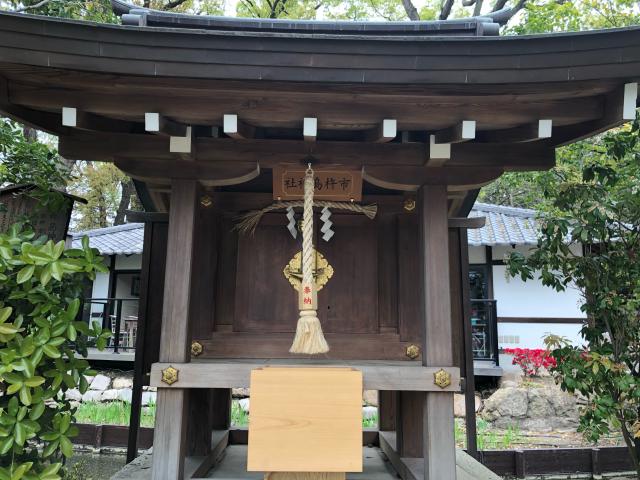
xmin=13 ymin=0 xmax=53 ymax=12
xmin=401 ymin=0 xmax=420 ymax=20
xmin=439 ymin=0 xmax=455 ymax=20
xmin=473 ymin=0 xmax=484 ymax=16
xmin=162 ymin=0 xmax=189 ymax=10
xmin=462 ymin=0 xmax=477 ymax=6
xmin=491 ymin=0 xmax=509 ymax=11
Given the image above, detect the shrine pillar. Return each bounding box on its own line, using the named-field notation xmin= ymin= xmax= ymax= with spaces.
xmin=419 ymin=184 xmax=457 ymax=479
xmin=151 ymin=179 xmax=198 ymax=480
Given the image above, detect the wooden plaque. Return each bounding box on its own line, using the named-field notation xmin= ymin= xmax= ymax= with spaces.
xmin=247 ymin=367 xmax=363 ymax=473
xmin=272 ymin=166 xmax=362 ymax=202
xmin=0 ymin=186 xmax=80 ymax=241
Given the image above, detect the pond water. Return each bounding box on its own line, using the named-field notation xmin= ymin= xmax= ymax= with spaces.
xmin=67 ymin=452 xmax=127 ymax=480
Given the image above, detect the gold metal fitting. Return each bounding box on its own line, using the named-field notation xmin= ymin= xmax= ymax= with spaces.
xmin=191 ymin=341 xmax=204 ymax=357
xmin=434 ymin=369 xmax=452 ymax=389
xmin=405 ymin=344 xmax=421 ymax=360
xmin=200 ymin=195 xmax=213 ymax=208
xmin=161 ymin=366 xmax=179 ymax=386
xmin=403 ymin=198 xmax=416 ymax=212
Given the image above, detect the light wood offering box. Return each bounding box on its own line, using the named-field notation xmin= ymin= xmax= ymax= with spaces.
xmin=248 ymin=367 xmax=363 ymax=473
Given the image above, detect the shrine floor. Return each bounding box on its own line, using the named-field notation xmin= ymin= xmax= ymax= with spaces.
xmin=205 ymin=446 xmax=399 ymax=479
xmin=110 ymin=446 xmax=401 ymax=479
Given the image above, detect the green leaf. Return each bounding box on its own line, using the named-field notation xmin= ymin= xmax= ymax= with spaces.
xmin=14 ymin=422 xmax=25 ymax=446
xmin=0 ymin=436 xmax=13 ymax=455
xmin=23 ymin=377 xmax=44 ymax=388
xmin=0 ymin=307 xmax=12 ymax=324
xmin=50 ymin=262 xmax=63 ymax=282
xmin=59 ymin=415 xmax=70 ymax=435
xmin=10 ymin=462 xmax=31 ymax=480
xmin=6 ymin=384 xmax=22 ymax=395
xmin=41 ymin=439 xmax=58 ymax=458
xmin=19 ymin=387 xmax=31 ymax=406
xmin=16 ymin=265 xmax=34 ymax=284
xmin=28 ymin=402 xmax=45 ymax=421
xmin=41 ymin=345 xmax=60 ymax=359
xmin=58 ymin=435 xmax=73 ymax=458
xmin=39 ymin=266 xmax=52 ymax=287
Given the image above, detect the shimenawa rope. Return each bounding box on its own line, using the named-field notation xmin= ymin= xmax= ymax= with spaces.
xmin=289 ymin=165 xmax=329 ymax=355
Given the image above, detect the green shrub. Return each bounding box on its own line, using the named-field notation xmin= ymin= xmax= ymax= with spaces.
xmin=0 ymin=224 xmax=111 ymax=480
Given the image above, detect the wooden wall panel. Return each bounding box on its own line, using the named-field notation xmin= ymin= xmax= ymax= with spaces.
xmin=320 ymin=218 xmax=378 ymax=334
xmin=234 ymin=224 xmax=300 ymax=332
xmin=377 ymin=214 xmax=398 ymax=333
xmin=214 ymin=217 xmax=239 ymax=331
xmin=397 ymin=215 xmax=421 ymax=342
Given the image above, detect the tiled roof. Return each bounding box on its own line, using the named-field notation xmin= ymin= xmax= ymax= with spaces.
xmin=69 ymin=202 xmax=540 ymax=255
xmin=71 ymin=223 xmax=144 ymax=256
xmin=468 ymin=203 xmax=539 ymax=247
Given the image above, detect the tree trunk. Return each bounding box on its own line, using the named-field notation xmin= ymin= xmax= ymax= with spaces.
xmin=401 ymin=0 xmax=420 ymax=20
xmin=114 ymin=178 xmax=136 ymax=226
xmin=22 ymin=126 xmax=38 ymax=142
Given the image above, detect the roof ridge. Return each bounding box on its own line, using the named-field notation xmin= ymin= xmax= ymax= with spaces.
xmin=70 ymin=222 xmax=144 ymax=238
xmin=472 ymin=202 xmax=537 ymax=217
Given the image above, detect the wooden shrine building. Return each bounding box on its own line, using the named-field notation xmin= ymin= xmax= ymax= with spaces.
xmin=0 ymin=2 xmax=639 ymax=478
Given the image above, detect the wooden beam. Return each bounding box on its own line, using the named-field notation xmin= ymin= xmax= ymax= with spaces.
xmin=149 ymin=361 xmax=460 ymax=392
xmin=58 ymin=132 xmax=555 ymax=170
xmin=114 ymin=158 xmax=261 ymax=186
xmin=223 ymin=114 xmax=255 ymax=139
xmin=9 ymin=84 xmax=606 ymax=132
xmin=151 ymin=179 xmax=198 ymax=480
xmin=418 ymin=185 xmax=456 ymax=479
xmin=145 ymin=112 xmax=187 ymax=137
xmin=448 ymin=217 xmax=486 ymax=229
xmin=303 ymin=117 xmax=317 ymax=142
xmin=478 ymin=119 xmax=553 ymax=143
xmin=363 ymin=119 xmax=397 ymax=143
xmin=61 ymin=107 xmax=137 ymax=133
xmin=433 ymin=120 xmax=476 ymax=144
xmin=2 ymin=76 xmax=66 ymax=135
xmin=555 ymin=82 xmax=638 ymax=146
xmin=363 ymin=165 xmax=503 ymax=191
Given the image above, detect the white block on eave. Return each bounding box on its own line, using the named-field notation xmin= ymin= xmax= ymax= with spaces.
xmin=303 ymin=117 xmax=317 ymax=141
xmin=382 ymin=119 xmax=397 ymax=139
xmin=461 ymin=120 xmax=476 ymax=140
xmin=223 ymin=114 xmax=238 ymax=136
xmin=170 ymin=126 xmax=192 ymax=153
xmin=623 ymin=82 xmax=638 ymax=120
xmin=538 ymin=119 xmax=553 ymax=138
xmin=62 ymin=107 xmax=77 ymax=127
xmin=429 ymin=134 xmax=451 ymax=159
xmin=145 ymin=112 xmax=160 ymax=132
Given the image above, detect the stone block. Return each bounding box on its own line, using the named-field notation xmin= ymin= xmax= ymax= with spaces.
xmin=65 ymin=388 xmax=82 ymax=401
xmin=142 ymin=392 xmax=157 ymax=406
xmin=118 ymin=388 xmax=133 ymax=403
xmin=363 ymin=390 xmax=378 ymax=406
xmin=82 ymin=390 xmax=103 ymax=402
xmin=101 ymin=389 xmax=120 ymax=401
xmin=112 ymin=377 xmax=133 ymax=389
xmin=89 ymin=374 xmax=111 ymax=391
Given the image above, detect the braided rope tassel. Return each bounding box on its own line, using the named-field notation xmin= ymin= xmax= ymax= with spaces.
xmin=289 ymin=165 xmax=329 ymax=355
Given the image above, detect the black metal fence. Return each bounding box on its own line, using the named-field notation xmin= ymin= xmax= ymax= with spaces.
xmin=470 ymin=299 xmax=499 ymax=364
xmin=81 ymin=298 xmax=139 ymax=353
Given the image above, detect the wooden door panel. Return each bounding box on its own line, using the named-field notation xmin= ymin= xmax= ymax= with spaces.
xmin=318 ymin=220 xmax=378 ymax=334
xmin=234 ymin=225 xmax=300 ymax=332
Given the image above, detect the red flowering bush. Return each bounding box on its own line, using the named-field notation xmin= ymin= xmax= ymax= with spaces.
xmin=503 ymin=348 xmax=557 ymax=377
